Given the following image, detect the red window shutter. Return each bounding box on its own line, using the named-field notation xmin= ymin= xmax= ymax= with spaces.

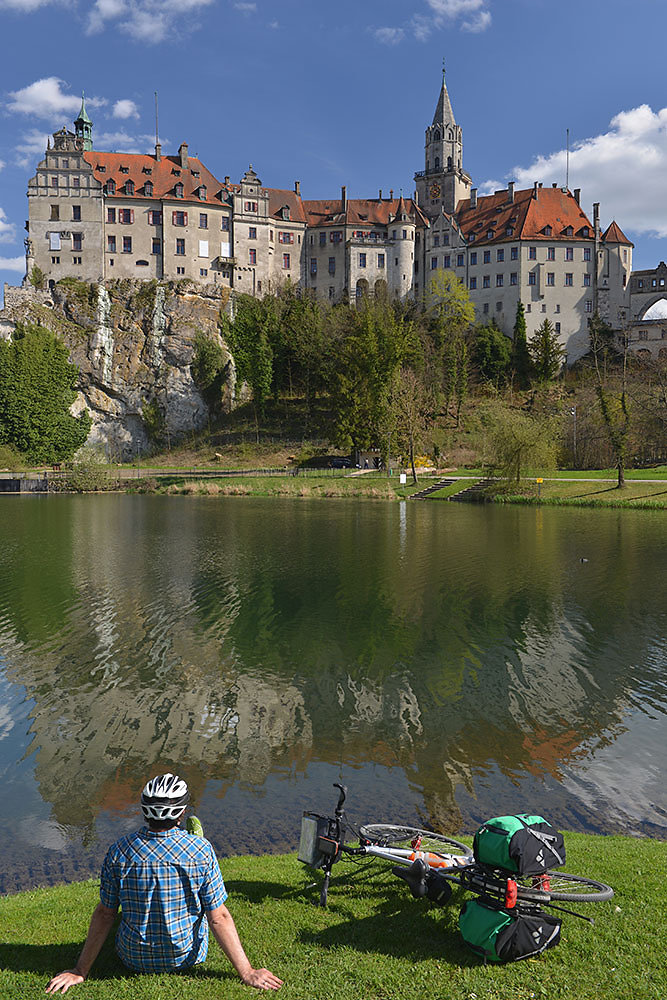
xmin=183 ymin=212 xmax=188 ymax=226
xmin=130 ymin=209 xmax=135 ymax=223
xmin=172 ymin=211 xmax=177 ymax=225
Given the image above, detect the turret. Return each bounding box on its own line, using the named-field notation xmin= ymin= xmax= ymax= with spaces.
xmin=74 ymin=94 xmax=93 ymax=151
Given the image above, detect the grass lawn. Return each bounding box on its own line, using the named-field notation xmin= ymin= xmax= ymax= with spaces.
xmin=1 ymin=834 xmax=665 ymax=1000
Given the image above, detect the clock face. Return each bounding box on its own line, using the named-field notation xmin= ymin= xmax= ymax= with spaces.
xmin=430 ymin=182 xmax=441 ymax=198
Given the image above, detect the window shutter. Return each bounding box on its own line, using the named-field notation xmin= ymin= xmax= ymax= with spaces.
xmin=183 ymin=212 xmax=188 ymax=226
xmin=199 ymin=240 xmax=209 ymax=258
xmin=130 ymin=209 xmax=135 ymax=223
xmin=172 ymin=211 xmax=177 ymax=225
xmin=221 ymin=241 xmax=231 ymax=258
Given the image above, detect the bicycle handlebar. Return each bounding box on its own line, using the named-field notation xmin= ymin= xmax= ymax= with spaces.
xmin=333 ymin=782 xmax=347 ymax=818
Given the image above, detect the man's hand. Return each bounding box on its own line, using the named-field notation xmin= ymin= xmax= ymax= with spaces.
xmin=241 ymin=967 xmax=283 ymax=991
xmin=45 ymin=970 xmax=85 ymax=994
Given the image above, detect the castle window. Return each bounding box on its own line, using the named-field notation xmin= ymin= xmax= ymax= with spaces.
xmin=585 ymin=300 xmax=592 ymax=312
xmin=249 ymin=248 xmax=256 ymax=264
xmin=565 ymin=273 xmax=573 ymax=286
xmin=144 ymin=181 xmax=153 ymax=197
xmin=378 ymin=253 xmax=385 ymax=268
xmin=564 ymin=226 xmax=573 ymax=236
xmin=281 ymin=206 xmax=291 ymax=220
xmin=176 ymin=238 xmax=185 ymax=255
xmin=152 ymin=239 xmax=161 ymax=254
xmin=119 ymin=165 xmax=129 ymax=173
xmin=72 ymin=233 xmax=82 ymax=251
xmin=119 ymin=208 xmax=134 ymax=224
xmin=510 ymin=273 xmax=518 ymax=285
xmin=200 ymin=268 xmax=208 ymax=276
xmin=555 ymin=322 xmax=561 ymax=334
xmin=470 ymin=252 xmax=477 ymax=265
xmin=72 ymin=177 xmax=80 ymax=188
xmin=51 ymin=176 xmax=58 ymax=187
xmin=49 ymin=233 xmax=61 ymax=250
xmin=107 ymin=208 xmax=116 ymax=223
xmin=51 ymin=256 xmax=60 ymax=264
xmin=148 ymin=210 xmax=162 ymax=225
xmin=469 ymin=276 xmax=477 ymax=289
xmin=310 ymin=258 xmax=317 ymax=276
xmin=565 ymin=247 xmax=573 ymax=261
xmin=136 ymin=260 xmax=149 ymax=266
xmin=278 ymin=231 xmax=294 ymax=244
xmin=192 ymin=170 xmax=200 ymax=178
xmin=435 ymin=157 xmax=440 ymax=170
xmin=244 ymin=201 xmax=258 ymax=212
xmin=447 ymin=156 xmax=452 ymax=170
xmin=497 ymin=248 xmax=504 ymax=262
xmin=434 ymin=235 xmax=439 ymax=247
xmin=544 ymin=225 xmax=552 ymax=236
xmin=431 ymin=257 xmax=437 ymax=270
xmin=547 ymin=272 xmax=555 ymax=286
xmin=282 ymin=253 xmax=290 ymax=269
xmin=483 ymin=303 xmax=489 ymax=314
xmin=528 ymin=272 xmax=536 ymax=285
xmin=97 ymin=165 xmax=106 ymax=172
xmin=444 ymin=255 xmax=451 ymax=268
xmin=529 ymin=246 xmax=537 ymax=260
xmin=198 ymin=240 xmax=209 ymax=257
xmin=483 ymin=250 xmax=491 ymax=264
xmin=327 ymin=256 xmax=336 ymax=275
xmin=199 ymin=186 xmax=207 ymax=200
xmin=221 ymin=217 xmax=230 ymax=232
xmin=483 ymin=275 xmax=490 ymax=288
xmin=583 ymin=273 xmax=591 ymax=286
xmin=106 ymin=179 xmax=115 ymax=195
xmin=172 ymin=211 xmax=188 ymax=226
xmin=72 ymin=205 xmax=81 ymax=221
xmin=547 ymin=247 xmax=555 ymax=260
xmin=457 ymin=253 xmax=464 ymax=267
xmin=359 ymin=253 xmax=367 ymax=268
xmin=122 ymin=236 xmax=132 ymax=253
xmin=320 ymin=232 xmax=326 ymax=247
xmin=125 ymin=180 xmax=135 ymax=195
xmin=108 ymin=236 xmax=116 ymax=252
xmin=248 ymin=226 xmax=256 ymax=238
xmin=511 ymin=246 xmax=518 ymax=260
xmin=486 ymin=230 xmax=494 ymax=240
xmin=506 ymin=227 xmax=513 ymax=236
xmin=142 ymin=166 xmax=152 ymax=174
xmin=496 ymin=274 xmax=503 ymax=287
xmin=582 ymin=226 xmax=589 ymax=237
xmin=433 ymin=130 xmax=440 ymax=142
xmin=331 ymin=231 xmax=342 ymax=243
xmin=199 ymin=213 xmax=208 ymax=229
xmin=174 ymin=183 xmax=184 ymax=198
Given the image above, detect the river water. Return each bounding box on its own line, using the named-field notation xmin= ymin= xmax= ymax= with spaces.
xmin=0 ymin=495 xmax=665 ymax=893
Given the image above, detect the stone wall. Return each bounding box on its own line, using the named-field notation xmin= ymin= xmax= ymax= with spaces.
xmin=0 ymin=279 xmax=235 ymax=460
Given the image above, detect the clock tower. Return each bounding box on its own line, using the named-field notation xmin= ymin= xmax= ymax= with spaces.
xmin=415 ymin=65 xmax=472 ymax=219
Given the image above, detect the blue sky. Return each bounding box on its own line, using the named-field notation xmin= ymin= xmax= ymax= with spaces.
xmin=3 ymin=0 xmax=667 ymax=290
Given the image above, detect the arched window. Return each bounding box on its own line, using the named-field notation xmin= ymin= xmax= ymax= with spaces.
xmin=125 ymin=180 xmax=134 ymax=195
xmin=434 ymin=157 xmax=440 ymax=170
xmin=447 ymin=156 xmax=452 ymax=171
xmin=433 ymin=130 xmax=441 ymax=142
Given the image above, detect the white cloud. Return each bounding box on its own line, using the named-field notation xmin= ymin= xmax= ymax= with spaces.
xmin=233 ymin=1 xmax=256 ymax=10
xmin=374 ymin=26 xmax=405 ymax=45
xmin=7 ymin=78 xmax=105 ymax=119
xmin=0 ymin=0 xmax=57 ymax=10
xmin=485 ymin=104 xmax=667 ymax=239
xmin=0 ymin=256 xmax=25 ymax=272
xmin=95 ymin=130 xmax=166 ymax=153
xmin=267 ymin=18 xmax=278 ymax=29
xmin=86 ymin=0 xmax=214 ymax=41
xmin=0 ymin=160 xmax=5 ymax=171
xmin=0 ymin=208 xmax=16 ymax=243
xmin=112 ymin=99 xmax=139 ymax=119
xmin=15 ymin=128 xmax=50 ymax=168
xmin=375 ymin=0 xmax=491 ymax=45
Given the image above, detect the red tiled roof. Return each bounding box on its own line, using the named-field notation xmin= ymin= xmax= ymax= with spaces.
xmin=302 ymin=197 xmax=428 ymax=229
xmin=456 ymin=187 xmax=595 ymax=246
xmin=83 ymin=151 xmax=229 ymax=207
xmin=267 ymin=188 xmax=307 ymax=224
xmin=602 ymin=220 xmax=633 ymax=246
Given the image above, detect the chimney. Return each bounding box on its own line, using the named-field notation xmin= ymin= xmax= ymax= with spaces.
xmin=507 ymin=181 xmax=515 ymax=203
xmin=574 ymin=188 xmax=581 ymax=205
xmin=533 ymin=181 xmax=539 ymax=200
xmin=155 ymin=142 xmax=162 ymax=162
xmin=552 ymin=182 xmax=557 ymax=188
xmin=179 ymin=142 xmax=189 ymax=169
xmin=389 ymin=189 xmax=394 ymax=200
xmin=294 ymin=180 xmax=301 ymax=196
xmin=379 ymin=189 xmax=383 ymax=200
xmin=341 ymin=185 xmax=347 ymax=211
xmin=470 ymin=187 xmax=478 ymax=209
xmin=224 ymin=175 xmax=230 ymax=186
xmin=593 ymin=202 xmax=600 ymax=238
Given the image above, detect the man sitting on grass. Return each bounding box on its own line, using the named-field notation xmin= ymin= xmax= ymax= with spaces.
xmin=46 ymin=773 xmax=282 ymax=994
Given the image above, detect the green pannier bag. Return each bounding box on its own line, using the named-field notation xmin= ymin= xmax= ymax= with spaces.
xmin=473 ymin=814 xmax=565 ymax=875
xmin=459 ymin=898 xmax=562 ymax=963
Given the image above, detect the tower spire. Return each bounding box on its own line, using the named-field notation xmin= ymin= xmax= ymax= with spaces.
xmin=74 ymin=92 xmax=93 ymax=151
xmin=433 ymin=63 xmax=455 ymax=126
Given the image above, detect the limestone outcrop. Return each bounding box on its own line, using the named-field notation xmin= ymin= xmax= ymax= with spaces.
xmin=0 ymin=279 xmax=235 ymax=459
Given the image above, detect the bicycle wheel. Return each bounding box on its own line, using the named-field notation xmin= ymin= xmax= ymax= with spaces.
xmin=462 ymin=866 xmax=613 ymax=903
xmin=359 ymin=824 xmax=473 ymax=860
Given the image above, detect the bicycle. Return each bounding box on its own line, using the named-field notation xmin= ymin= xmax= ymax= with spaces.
xmin=297 ymin=783 xmax=473 ymax=906
xmin=298 ymin=784 xmax=613 ymax=915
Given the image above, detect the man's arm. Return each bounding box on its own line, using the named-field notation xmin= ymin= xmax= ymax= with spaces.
xmin=206 ymin=903 xmax=282 ymax=991
xmin=45 ymin=902 xmax=117 ymax=995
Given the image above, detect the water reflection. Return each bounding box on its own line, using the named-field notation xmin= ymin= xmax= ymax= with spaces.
xmin=0 ymin=496 xmax=665 ymax=891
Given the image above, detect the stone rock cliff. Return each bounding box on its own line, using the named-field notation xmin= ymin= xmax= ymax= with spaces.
xmin=0 ymin=279 xmax=235 ymax=459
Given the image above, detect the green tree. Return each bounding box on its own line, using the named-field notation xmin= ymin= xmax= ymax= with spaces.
xmin=191 ymin=331 xmax=228 ymax=411
xmin=474 ymin=320 xmax=512 ymax=386
xmin=0 ymin=322 xmax=90 ymax=463
xmin=529 ymin=318 xmax=566 ymax=382
xmin=384 ymin=366 xmax=434 ymax=484
xmin=481 ymin=402 xmax=558 ymax=484
xmin=588 ymin=313 xmax=631 ymax=487
xmin=221 ymin=295 xmax=275 ymax=441
xmin=426 ymin=271 xmax=475 ymax=423
xmin=512 ymin=300 xmax=532 ymax=387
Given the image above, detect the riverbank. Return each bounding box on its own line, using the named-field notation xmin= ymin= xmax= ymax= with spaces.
xmin=1 ymin=832 xmax=664 ymax=1000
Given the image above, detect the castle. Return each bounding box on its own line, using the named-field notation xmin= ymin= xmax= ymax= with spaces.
xmin=24 ymin=73 xmax=636 ymax=363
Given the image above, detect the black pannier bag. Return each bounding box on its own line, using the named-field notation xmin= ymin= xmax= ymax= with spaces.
xmin=459 ymin=898 xmax=562 ymax=963
xmin=473 ymin=814 xmax=566 ymax=875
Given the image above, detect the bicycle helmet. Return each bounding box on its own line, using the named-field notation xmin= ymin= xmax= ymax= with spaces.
xmin=141 ymin=773 xmax=190 ymax=821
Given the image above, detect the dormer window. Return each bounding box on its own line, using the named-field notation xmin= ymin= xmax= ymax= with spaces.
xmin=144 ymin=181 xmax=153 ymax=197
xmin=125 ymin=180 xmax=134 ymax=195
xmin=486 ymin=229 xmax=494 ymax=240
xmin=469 ymin=233 xmax=475 ymax=242
xmin=142 ymin=166 xmax=152 ymax=174
xmin=174 ymin=182 xmax=184 ymax=198
xmin=105 ymin=179 xmax=115 ymax=195
xmin=506 ymin=226 xmax=514 ymax=236
xmin=582 ymin=226 xmax=589 ymax=237
xmin=191 ymin=170 xmax=200 ymax=178
xmin=543 ymin=225 xmax=552 ymax=236
xmin=172 ymin=168 xmax=181 ymax=176
xmin=198 ymin=185 xmax=207 ymax=200
xmin=564 ymin=226 xmax=573 ymax=236
xmin=281 ymin=206 xmax=291 ymax=221
xmin=119 ymin=165 xmax=129 ymax=173
xmin=97 ymin=165 xmax=106 ymax=173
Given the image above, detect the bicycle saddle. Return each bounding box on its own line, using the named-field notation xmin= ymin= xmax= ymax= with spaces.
xmin=393 ymin=859 xmax=453 ymax=906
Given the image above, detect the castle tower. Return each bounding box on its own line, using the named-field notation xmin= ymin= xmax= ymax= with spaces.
xmin=74 ymin=94 xmax=93 ymax=151
xmin=389 ymin=194 xmax=416 ymax=299
xmin=415 ymin=65 xmax=472 ymax=218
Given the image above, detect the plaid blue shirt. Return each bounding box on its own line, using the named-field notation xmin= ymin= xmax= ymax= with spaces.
xmin=100 ymin=826 xmax=227 ymax=973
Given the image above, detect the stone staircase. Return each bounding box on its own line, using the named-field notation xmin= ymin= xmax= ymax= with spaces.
xmin=448 ymin=478 xmax=495 ymax=502
xmin=408 ymin=478 xmax=456 ymax=500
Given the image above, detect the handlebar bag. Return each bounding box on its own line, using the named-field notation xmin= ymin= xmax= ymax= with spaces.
xmin=473 ymin=814 xmax=565 ymax=875
xmin=459 ymin=898 xmax=561 ymax=963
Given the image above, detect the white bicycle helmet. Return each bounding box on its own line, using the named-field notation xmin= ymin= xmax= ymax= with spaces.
xmin=141 ymin=773 xmax=190 ymax=821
